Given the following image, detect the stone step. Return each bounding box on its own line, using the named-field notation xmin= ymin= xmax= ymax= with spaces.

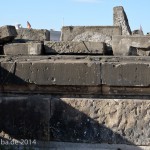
xmin=0 ymin=59 xmax=100 ymax=86
xmin=44 ymin=41 xmax=106 ymax=54
xmin=0 ymin=56 xmax=150 ymax=88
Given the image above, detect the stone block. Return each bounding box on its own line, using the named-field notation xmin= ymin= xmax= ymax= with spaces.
xmin=113 ymin=6 xmax=131 ymax=35
xmin=44 ymin=41 xmax=106 ymax=54
xmin=0 ymin=60 xmax=101 ymax=86
xmin=61 ymin=26 xmax=121 ymax=41
xmin=112 ymin=35 xmax=150 ymax=56
xmin=0 ymin=26 xmax=17 ymax=44
xmin=15 ymin=28 xmax=50 ymax=41
xmin=0 ymin=95 xmax=50 ymax=140
xmin=50 ymin=98 xmax=150 ymax=145
xmin=4 ymin=43 xmax=43 ymax=55
xmin=30 ymin=60 xmax=101 ymax=85
xmin=102 ymin=62 xmax=150 ymax=86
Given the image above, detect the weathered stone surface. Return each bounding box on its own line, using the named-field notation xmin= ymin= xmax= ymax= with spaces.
xmin=30 ymin=61 xmax=101 ymax=85
xmin=4 ymin=43 xmax=43 ymax=55
xmin=0 ymin=95 xmax=50 ymax=140
xmin=0 ymin=26 xmax=17 ymax=44
xmin=72 ymin=32 xmax=112 ymax=46
xmin=50 ymin=98 xmax=150 ymax=145
xmin=15 ymin=28 xmax=50 ymax=41
xmin=61 ymin=26 xmax=121 ymax=41
xmin=44 ymin=41 xmax=106 ymax=54
xmin=102 ymin=62 xmax=150 ymax=86
xmin=0 ymin=60 xmax=101 ymax=86
xmin=112 ymin=35 xmax=150 ymax=56
xmin=113 ymin=6 xmax=131 ymax=35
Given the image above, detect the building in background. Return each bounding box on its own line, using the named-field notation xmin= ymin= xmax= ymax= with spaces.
xmin=50 ymin=29 xmax=61 ymax=41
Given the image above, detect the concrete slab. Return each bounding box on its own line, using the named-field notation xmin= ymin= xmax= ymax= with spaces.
xmin=112 ymin=35 xmax=150 ymax=56
xmin=44 ymin=41 xmax=106 ymax=54
xmin=0 ymin=26 xmax=17 ymax=44
xmin=15 ymin=28 xmax=50 ymax=41
xmin=4 ymin=43 xmax=43 ymax=55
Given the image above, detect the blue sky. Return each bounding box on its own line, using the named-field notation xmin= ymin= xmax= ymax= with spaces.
xmin=1 ymin=0 xmax=150 ymax=34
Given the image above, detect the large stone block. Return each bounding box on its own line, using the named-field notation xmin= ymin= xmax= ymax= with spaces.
xmin=102 ymin=62 xmax=150 ymax=86
xmin=15 ymin=28 xmax=50 ymax=41
xmin=112 ymin=35 xmax=150 ymax=56
xmin=0 ymin=60 xmax=101 ymax=86
xmin=0 ymin=26 xmax=17 ymax=44
xmin=50 ymin=98 xmax=150 ymax=145
xmin=113 ymin=6 xmax=131 ymax=35
xmin=61 ymin=26 xmax=121 ymax=41
xmin=30 ymin=60 xmax=101 ymax=86
xmin=44 ymin=41 xmax=106 ymax=54
xmin=4 ymin=43 xmax=43 ymax=55
xmin=0 ymin=95 xmax=50 ymax=140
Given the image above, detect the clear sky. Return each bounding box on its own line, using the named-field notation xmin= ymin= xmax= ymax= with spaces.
xmin=1 ymin=0 xmax=150 ymax=34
